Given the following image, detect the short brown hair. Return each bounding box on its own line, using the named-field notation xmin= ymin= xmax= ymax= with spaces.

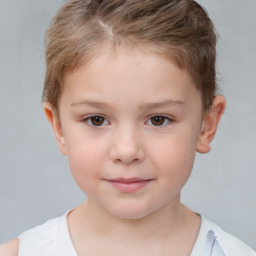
xmin=43 ymin=0 xmax=217 ymax=111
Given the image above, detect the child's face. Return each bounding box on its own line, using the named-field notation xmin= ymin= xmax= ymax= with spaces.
xmin=49 ymin=50 xmax=206 ymax=219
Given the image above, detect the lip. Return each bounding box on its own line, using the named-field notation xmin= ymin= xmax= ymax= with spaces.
xmin=105 ymin=178 xmax=153 ymax=193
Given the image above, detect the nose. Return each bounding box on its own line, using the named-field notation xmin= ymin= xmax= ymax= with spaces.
xmin=109 ymin=126 xmax=145 ymax=165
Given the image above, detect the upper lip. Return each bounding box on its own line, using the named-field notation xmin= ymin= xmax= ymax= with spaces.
xmin=106 ymin=178 xmax=152 ymax=183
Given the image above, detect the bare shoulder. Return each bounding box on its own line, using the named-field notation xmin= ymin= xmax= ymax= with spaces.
xmin=0 ymin=238 xmax=19 ymax=256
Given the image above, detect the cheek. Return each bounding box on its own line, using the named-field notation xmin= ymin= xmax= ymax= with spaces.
xmin=66 ymin=137 xmax=106 ymax=190
xmin=148 ymin=130 xmax=197 ymax=181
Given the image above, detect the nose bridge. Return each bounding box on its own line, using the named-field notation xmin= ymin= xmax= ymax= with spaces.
xmin=109 ymin=123 xmax=144 ymax=164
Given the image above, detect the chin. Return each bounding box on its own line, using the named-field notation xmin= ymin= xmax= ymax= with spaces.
xmin=106 ymin=203 xmax=156 ymax=220
xmin=116 ymin=212 xmax=148 ymax=220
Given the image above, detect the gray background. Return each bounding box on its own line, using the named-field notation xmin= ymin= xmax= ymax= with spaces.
xmin=0 ymin=0 xmax=255 ymax=250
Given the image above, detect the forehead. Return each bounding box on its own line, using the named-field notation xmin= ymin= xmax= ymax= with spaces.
xmin=65 ymin=43 xmax=193 ymax=82
xmin=60 ymin=42 xmax=202 ymax=103
xmin=67 ymin=51 xmax=188 ymax=89
xmin=61 ymin=50 xmax=202 ymax=115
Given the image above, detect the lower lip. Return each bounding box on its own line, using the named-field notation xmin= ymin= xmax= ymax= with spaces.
xmin=107 ymin=180 xmax=152 ymax=193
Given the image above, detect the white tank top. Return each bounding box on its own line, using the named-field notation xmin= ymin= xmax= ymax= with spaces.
xmin=18 ymin=211 xmax=256 ymax=256
xmin=18 ymin=211 xmax=77 ymax=256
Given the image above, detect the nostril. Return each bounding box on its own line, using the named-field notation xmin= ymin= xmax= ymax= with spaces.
xmin=109 ymin=133 xmax=145 ymax=164
xmin=116 ymin=156 xmax=141 ymax=165
xmin=110 ymin=146 xmax=145 ymax=165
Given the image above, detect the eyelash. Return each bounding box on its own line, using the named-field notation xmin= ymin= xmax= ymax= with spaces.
xmin=146 ymin=115 xmax=173 ymax=127
xmin=82 ymin=115 xmax=173 ymax=128
xmin=82 ymin=115 xmax=110 ymax=128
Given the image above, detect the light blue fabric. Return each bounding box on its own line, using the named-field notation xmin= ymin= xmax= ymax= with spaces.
xmin=203 ymin=230 xmax=226 ymax=256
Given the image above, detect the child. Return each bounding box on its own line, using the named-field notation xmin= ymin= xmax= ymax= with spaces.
xmin=0 ymin=0 xmax=255 ymax=255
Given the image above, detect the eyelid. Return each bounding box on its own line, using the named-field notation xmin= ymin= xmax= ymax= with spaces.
xmin=82 ymin=114 xmax=110 ymax=127
xmin=146 ymin=114 xmax=174 ymax=127
xmin=80 ymin=114 xmax=174 ymax=128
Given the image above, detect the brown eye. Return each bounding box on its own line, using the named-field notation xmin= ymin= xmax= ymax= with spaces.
xmin=84 ymin=115 xmax=110 ymax=127
xmin=150 ymin=116 xmax=165 ymax=126
xmin=90 ymin=116 xmax=105 ymax=126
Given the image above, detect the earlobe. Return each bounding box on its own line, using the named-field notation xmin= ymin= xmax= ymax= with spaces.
xmin=196 ymin=95 xmax=226 ymax=154
xmin=43 ymin=102 xmax=67 ymax=155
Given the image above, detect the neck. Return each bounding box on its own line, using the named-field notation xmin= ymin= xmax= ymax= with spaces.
xmin=72 ymin=195 xmax=191 ymax=244
xmin=68 ymin=197 xmax=201 ymax=255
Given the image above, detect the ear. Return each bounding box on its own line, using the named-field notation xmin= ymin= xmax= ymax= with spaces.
xmin=196 ymin=95 xmax=226 ymax=154
xmin=43 ymin=102 xmax=67 ymax=155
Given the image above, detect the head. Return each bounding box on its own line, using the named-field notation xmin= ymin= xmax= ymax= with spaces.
xmin=43 ymin=0 xmax=218 ymax=113
xmin=43 ymin=0 xmax=225 ymax=219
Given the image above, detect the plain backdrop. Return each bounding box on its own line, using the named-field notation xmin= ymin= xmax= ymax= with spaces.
xmin=0 ymin=0 xmax=255 ymax=250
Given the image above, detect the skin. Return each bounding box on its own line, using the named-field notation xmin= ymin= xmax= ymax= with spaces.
xmin=0 ymin=50 xmax=225 ymax=256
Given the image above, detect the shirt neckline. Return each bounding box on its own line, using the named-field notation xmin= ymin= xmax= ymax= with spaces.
xmin=63 ymin=210 xmax=207 ymax=256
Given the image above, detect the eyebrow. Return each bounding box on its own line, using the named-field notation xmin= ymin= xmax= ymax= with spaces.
xmin=139 ymin=99 xmax=185 ymax=110
xmin=71 ymin=99 xmax=185 ymax=109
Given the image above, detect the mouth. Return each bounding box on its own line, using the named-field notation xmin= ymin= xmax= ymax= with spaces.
xmin=104 ymin=178 xmax=153 ymax=193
